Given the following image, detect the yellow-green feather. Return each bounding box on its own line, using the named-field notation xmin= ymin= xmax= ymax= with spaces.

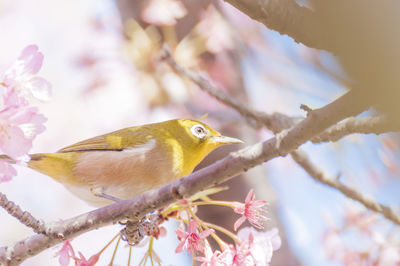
xmin=28 ymin=153 xmax=79 ymax=185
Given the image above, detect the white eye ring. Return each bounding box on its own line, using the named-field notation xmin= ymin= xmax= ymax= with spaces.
xmin=191 ymin=124 xmax=207 ymax=139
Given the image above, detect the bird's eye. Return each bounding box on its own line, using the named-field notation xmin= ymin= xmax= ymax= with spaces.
xmin=191 ymin=124 xmax=207 ymax=139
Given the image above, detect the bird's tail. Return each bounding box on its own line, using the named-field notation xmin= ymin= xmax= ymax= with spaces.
xmin=28 ymin=153 xmax=77 ymax=184
xmin=0 ymin=155 xmax=17 ymax=164
xmin=0 ymin=153 xmax=76 ymax=185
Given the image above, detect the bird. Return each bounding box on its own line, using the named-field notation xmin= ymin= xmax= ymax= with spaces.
xmin=1 ymin=119 xmax=242 ymax=207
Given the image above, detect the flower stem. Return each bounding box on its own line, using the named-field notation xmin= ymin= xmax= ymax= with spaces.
xmin=149 ymin=236 xmax=155 ymax=266
xmin=191 ymin=200 xmax=235 ymax=208
xmin=203 ymin=222 xmax=240 ymax=243
xmin=160 ymin=204 xmax=184 ymax=217
xmin=99 ymin=231 xmax=120 ymax=256
xmin=127 ymin=246 xmax=132 ymax=266
xmin=108 ymin=235 xmax=121 ymax=266
xmin=139 ymin=252 xmax=146 ymax=266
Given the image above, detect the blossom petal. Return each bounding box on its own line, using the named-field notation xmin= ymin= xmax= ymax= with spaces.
xmin=175 ymin=229 xmax=188 ymax=239
xmin=237 ymin=227 xmax=282 ymax=265
xmin=9 ymin=106 xmax=38 ymax=124
xmin=250 ymin=200 xmax=267 ymax=207
xmin=18 ymin=45 xmax=43 ymax=75
xmin=57 ymin=241 xmax=75 ymax=266
xmin=175 ymin=238 xmax=187 ymax=253
xmin=245 ymin=189 xmax=254 ymax=203
xmin=0 ymin=161 xmax=17 ymax=183
xmin=188 ymin=219 xmax=198 ymax=233
xmin=27 ymin=77 xmax=52 ymax=101
xmin=0 ymin=126 xmax=32 ymax=157
xmin=266 ymin=228 xmax=281 ymax=251
xmin=86 ymin=253 xmax=100 ymax=266
xmin=234 ymin=216 xmax=247 ymax=231
xmin=199 ymin=228 xmax=214 ymax=239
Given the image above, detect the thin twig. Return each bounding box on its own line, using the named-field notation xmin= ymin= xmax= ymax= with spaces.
xmin=311 ymin=116 xmax=395 ymax=143
xmin=161 ymin=45 xmax=397 ymax=140
xmin=0 ymin=192 xmax=46 ymax=234
xmin=291 ymin=150 xmax=400 ymax=225
xmin=159 ymin=45 xmax=286 ymax=132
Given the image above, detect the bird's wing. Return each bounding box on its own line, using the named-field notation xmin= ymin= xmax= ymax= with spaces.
xmin=57 ymin=127 xmax=153 ymax=153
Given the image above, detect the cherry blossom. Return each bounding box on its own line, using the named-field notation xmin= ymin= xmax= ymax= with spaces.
xmin=56 ymin=240 xmax=100 ymax=266
xmin=0 ymin=160 xmax=17 ymax=183
xmin=0 ymin=94 xmax=46 ymax=183
xmin=232 ymin=189 xmax=268 ymax=231
xmin=74 ymin=252 xmax=100 ymax=266
xmin=208 ymin=228 xmax=281 ymax=266
xmin=196 ymin=232 xmax=255 ymax=266
xmin=195 ymin=242 xmax=228 ymax=266
xmin=0 ymin=45 xmax=50 ymax=182
xmin=230 ymin=242 xmax=254 ymax=266
xmin=57 ymin=241 xmax=76 ymax=266
xmin=196 ymin=250 xmax=224 ymax=266
xmin=3 ymin=44 xmax=52 ymax=101
xmin=237 ymin=227 xmax=281 ymax=265
xmin=0 ymin=87 xmax=46 ymax=155
xmin=175 ymin=219 xmax=214 ymax=254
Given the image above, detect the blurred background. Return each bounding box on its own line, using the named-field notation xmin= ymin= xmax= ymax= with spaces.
xmin=0 ymin=0 xmax=399 ymax=265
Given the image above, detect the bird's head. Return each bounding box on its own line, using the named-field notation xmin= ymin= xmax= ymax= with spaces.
xmin=159 ymin=119 xmax=243 ymax=176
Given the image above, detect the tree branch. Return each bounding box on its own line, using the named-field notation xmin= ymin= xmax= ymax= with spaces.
xmin=0 ymin=88 xmax=364 ymax=265
xmin=161 ymin=46 xmax=400 ymax=226
xmin=291 ymin=150 xmax=400 ymax=225
xmin=311 ymin=116 xmax=396 ymax=143
xmin=0 ymin=192 xmax=46 ymax=234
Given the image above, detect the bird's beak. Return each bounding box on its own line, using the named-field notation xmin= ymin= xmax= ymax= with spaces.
xmin=211 ymin=135 xmax=243 ymax=144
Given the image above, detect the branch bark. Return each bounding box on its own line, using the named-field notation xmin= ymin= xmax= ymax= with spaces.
xmin=311 ymin=116 xmax=395 ymax=143
xmin=0 ymin=90 xmax=364 ymax=265
xmin=0 ymin=192 xmax=46 ymax=235
xmin=222 ymin=0 xmax=330 ymax=51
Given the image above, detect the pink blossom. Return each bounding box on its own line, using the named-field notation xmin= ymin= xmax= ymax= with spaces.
xmin=142 ymin=0 xmax=187 ymax=26
xmin=56 ymin=241 xmax=76 ymax=266
xmin=203 ymin=235 xmax=277 ymax=266
xmin=0 ymin=86 xmax=46 ymax=183
xmin=175 ymin=219 xmax=214 ymax=254
xmin=0 ymin=160 xmax=17 ymax=183
xmin=157 ymin=226 xmax=167 ymax=238
xmin=0 ymin=87 xmax=46 ymax=158
xmin=3 ymin=45 xmax=52 ymax=101
xmin=196 ymin=250 xmax=227 ymax=266
xmin=232 ymin=242 xmax=254 ymax=266
xmin=237 ymin=227 xmax=281 ymax=265
xmin=74 ymin=252 xmax=100 ymax=266
xmin=232 ymin=189 xmax=267 ymax=231
xmin=56 ymin=240 xmax=100 ymax=266
xmin=195 ymin=243 xmax=228 ymax=266
xmin=211 ymin=243 xmax=253 ymax=266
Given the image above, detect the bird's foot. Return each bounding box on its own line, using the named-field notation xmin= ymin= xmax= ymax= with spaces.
xmin=91 ymin=187 xmax=122 ymax=203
